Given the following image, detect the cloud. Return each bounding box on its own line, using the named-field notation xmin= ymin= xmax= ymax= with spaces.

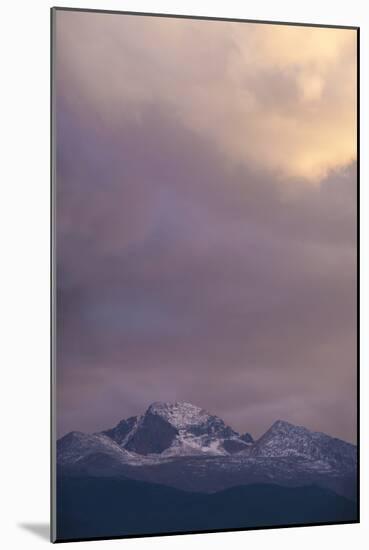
xmin=55 ymin=11 xmax=356 ymax=181
xmin=55 ymin=98 xmax=356 ymax=441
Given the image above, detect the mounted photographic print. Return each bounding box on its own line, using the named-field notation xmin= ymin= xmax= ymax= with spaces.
xmin=51 ymin=7 xmax=359 ymax=543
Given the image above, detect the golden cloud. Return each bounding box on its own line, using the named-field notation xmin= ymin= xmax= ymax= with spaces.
xmin=55 ymin=12 xmax=357 ymax=182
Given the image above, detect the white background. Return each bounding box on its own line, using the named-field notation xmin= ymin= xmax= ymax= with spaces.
xmin=1 ymin=0 xmax=367 ymax=548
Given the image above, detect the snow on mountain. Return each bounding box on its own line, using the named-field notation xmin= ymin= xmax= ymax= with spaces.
xmin=57 ymin=402 xmax=356 ymax=481
xmin=102 ymin=416 xmax=138 ymax=446
xmin=57 ymin=431 xmax=135 ymax=466
xmin=109 ymin=401 xmax=252 ymax=457
xmin=147 ymin=402 xmax=211 ymax=430
xmin=250 ymin=419 xmax=356 ymax=468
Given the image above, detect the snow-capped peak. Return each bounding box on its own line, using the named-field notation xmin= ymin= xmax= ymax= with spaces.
xmin=147 ymin=401 xmax=210 ymax=430
xmin=134 ymin=401 xmax=251 ymax=457
xmin=56 ymin=403 xmax=356 ymax=478
xmin=271 ymin=419 xmax=295 ymax=430
xmin=251 ymin=419 xmax=356 ymax=466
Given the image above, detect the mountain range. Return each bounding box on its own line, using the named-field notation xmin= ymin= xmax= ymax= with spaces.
xmin=56 ymin=401 xmax=358 ymax=540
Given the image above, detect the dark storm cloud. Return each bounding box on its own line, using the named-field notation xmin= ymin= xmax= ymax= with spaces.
xmin=56 ymin=91 xmax=356 ymax=442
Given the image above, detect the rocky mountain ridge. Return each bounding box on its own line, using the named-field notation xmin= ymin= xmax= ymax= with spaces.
xmin=58 ymin=401 xmax=356 ymax=463
xmin=57 ymin=401 xmax=357 ymax=498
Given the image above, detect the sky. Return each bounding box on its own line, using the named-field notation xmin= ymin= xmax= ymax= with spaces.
xmin=54 ymin=10 xmax=357 ymax=442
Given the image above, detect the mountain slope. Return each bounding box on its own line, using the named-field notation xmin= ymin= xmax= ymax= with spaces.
xmin=100 ymin=401 xmax=253 ymax=457
xmin=102 ymin=416 xmax=138 ymax=446
xmin=250 ymin=420 xmax=356 ymax=469
xmin=57 ymin=431 xmax=134 ymax=465
xmin=57 ymin=401 xmax=357 ymax=499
